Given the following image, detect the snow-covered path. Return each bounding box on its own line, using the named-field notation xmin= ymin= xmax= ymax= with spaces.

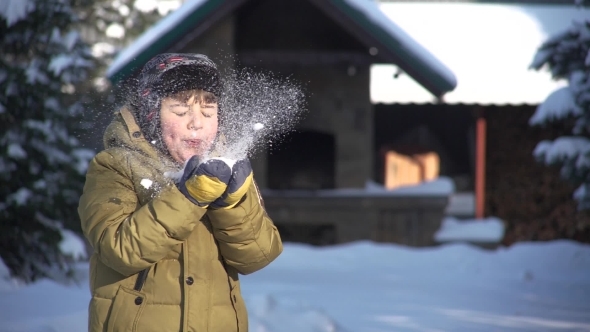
xmin=241 ymin=241 xmax=590 ymax=331
xmin=1 ymin=240 xmax=589 ymax=332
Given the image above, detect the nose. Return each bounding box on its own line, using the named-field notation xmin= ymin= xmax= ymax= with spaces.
xmin=188 ymin=109 xmax=203 ymax=130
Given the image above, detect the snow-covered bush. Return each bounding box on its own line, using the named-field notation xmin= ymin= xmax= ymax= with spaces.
xmin=530 ymin=15 xmax=590 ymax=210
xmin=0 ymin=0 xmax=95 ymax=283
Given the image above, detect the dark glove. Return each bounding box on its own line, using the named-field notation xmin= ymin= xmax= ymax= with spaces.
xmin=178 ymin=156 xmax=232 ymax=208
xmin=209 ymin=158 xmax=253 ymax=209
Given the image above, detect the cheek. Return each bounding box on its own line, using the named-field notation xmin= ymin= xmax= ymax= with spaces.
xmin=207 ymin=119 xmax=219 ymax=138
xmin=207 ymin=121 xmax=218 ymax=140
xmin=161 ymin=122 xmax=179 ymax=139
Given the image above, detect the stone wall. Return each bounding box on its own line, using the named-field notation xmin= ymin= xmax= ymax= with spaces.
xmin=248 ymin=65 xmax=373 ymax=190
xmin=294 ymin=66 xmax=373 ymax=189
xmin=262 ymin=191 xmax=448 ymax=246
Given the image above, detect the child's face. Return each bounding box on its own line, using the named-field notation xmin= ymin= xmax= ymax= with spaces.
xmin=160 ymin=94 xmax=218 ymax=164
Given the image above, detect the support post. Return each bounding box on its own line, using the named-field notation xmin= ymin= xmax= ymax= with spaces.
xmin=475 ymin=108 xmax=487 ymax=219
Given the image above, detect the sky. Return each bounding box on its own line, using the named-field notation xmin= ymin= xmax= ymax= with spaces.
xmin=371 ymin=2 xmax=590 ymax=105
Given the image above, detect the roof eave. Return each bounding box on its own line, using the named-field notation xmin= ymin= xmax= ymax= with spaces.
xmin=315 ymin=0 xmax=457 ymax=98
xmin=108 ymin=0 xmax=457 ymax=98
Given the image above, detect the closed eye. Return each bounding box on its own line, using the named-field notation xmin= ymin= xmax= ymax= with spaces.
xmin=169 ymin=104 xmax=189 ymax=116
xmin=201 ymin=103 xmax=217 ymax=118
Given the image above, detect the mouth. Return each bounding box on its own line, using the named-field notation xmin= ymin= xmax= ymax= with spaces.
xmin=183 ymin=139 xmax=204 ymax=148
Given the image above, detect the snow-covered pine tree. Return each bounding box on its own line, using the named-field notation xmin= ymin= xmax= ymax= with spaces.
xmin=72 ymin=0 xmax=183 ymax=149
xmin=78 ymin=0 xmax=181 ymax=88
xmin=529 ymin=12 xmax=590 ymax=210
xmin=0 ymin=0 xmax=95 ymax=283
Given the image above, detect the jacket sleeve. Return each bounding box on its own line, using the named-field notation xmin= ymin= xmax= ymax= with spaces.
xmin=207 ymin=181 xmax=283 ymax=275
xmin=78 ymin=150 xmax=207 ymax=276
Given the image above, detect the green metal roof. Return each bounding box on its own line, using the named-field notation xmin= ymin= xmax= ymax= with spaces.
xmin=107 ymin=0 xmax=457 ymax=98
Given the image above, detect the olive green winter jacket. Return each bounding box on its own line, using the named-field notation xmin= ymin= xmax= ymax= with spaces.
xmin=78 ymin=107 xmax=282 ymax=332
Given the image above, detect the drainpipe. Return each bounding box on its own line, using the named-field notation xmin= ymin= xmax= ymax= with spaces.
xmin=475 ymin=107 xmax=486 ymax=220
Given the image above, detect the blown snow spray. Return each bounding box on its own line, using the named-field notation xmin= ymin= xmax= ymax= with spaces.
xmin=168 ymin=67 xmax=307 ymax=178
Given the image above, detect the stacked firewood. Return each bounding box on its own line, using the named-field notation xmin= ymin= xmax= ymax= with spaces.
xmin=484 ymin=105 xmax=590 ymax=245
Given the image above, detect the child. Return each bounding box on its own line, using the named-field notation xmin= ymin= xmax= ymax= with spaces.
xmin=78 ymin=53 xmax=282 ymax=332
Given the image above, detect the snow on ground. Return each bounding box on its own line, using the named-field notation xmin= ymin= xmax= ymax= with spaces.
xmin=262 ymin=177 xmax=455 ymax=197
xmin=0 ymin=240 xmax=589 ymax=332
xmin=444 ymin=193 xmax=475 ymax=217
xmin=435 ymin=217 xmax=506 ymax=244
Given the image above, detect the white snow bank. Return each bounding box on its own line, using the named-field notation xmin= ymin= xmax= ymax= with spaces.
xmin=240 ymin=240 xmax=590 ymax=331
xmin=366 ymin=177 xmax=455 ymax=195
xmin=434 ymin=217 xmax=505 ymax=243
xmin=247 ymin=294 xmax=342 ymax=332
xmin=445 ymin=193 xmax=475 ymax=216
xmin=0 ymin=278 xmax=89 ymax=332
xmin=262 ymin=177 xmax=454 ymax=197
xmin=1 ymin=240 xmax=590 ymax=332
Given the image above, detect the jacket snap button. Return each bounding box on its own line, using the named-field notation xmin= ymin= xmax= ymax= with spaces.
xmin=186 ymin=276 xmax=194 ymax=285
xmin=134 ymin=296 xmax=143 ymax=305
xmin=132 ymin=131 xmax=141 ymax=138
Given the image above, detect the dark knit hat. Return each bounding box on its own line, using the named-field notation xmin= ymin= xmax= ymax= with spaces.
xmin=132 ymin=53 xmax=222 ymax=147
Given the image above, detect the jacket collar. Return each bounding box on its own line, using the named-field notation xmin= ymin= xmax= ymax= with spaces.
xmin=103 ymin=106 xmax=164 ymax=162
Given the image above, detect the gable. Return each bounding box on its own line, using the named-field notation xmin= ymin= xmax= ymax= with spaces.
xmin=107 ymin=0 xmax=457 ymax=98
xmin=235 ymin=0 xmax=368 ymax=52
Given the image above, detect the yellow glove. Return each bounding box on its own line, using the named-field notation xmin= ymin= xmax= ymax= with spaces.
xmin=178 ymin=156 xmax=231 ymax=207
xmin=209 ymin=158 xmax=254 ymax=209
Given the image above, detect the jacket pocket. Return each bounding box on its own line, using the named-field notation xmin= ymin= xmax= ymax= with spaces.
xmin=106 ymin=285 xmax=147 ymax=332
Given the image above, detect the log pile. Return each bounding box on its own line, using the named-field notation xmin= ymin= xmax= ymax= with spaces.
xmin=484 ymin=105 xmax=590 ymax=245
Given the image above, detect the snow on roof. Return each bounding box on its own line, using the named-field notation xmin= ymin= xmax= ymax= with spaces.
xmin=107 ymin=0 xmax=457 ymax=98
xmin=261 ymin=177 xmax=455 ymax=197
xmin=344 ymin=0 xmax=457 ymax=95
xmin=106 ymin=0 xmax=209 ymax=80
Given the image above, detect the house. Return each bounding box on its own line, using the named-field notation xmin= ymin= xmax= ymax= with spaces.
xmin=372 ymin=0 xmax=590 ymax=244
xmin=106 ymin=0 xmax=458 ymax=246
